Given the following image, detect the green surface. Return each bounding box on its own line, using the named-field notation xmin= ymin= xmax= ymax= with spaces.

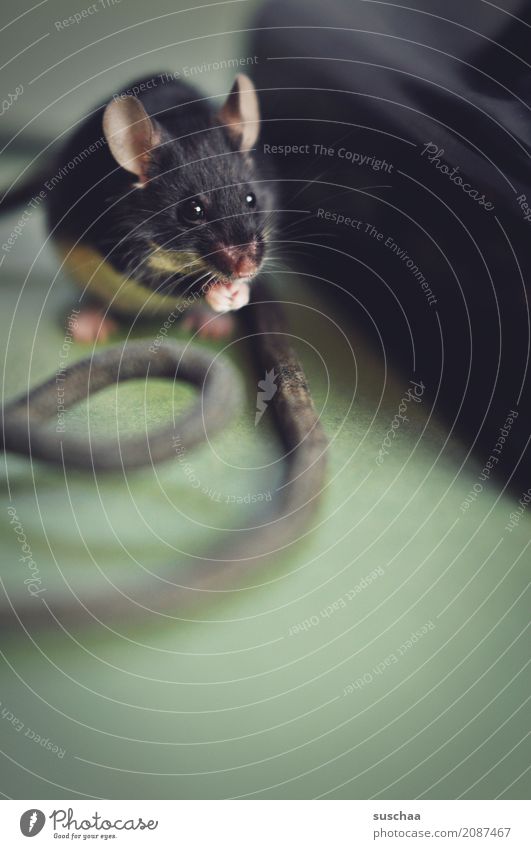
xmin=0 ymin=206 xmax=529 ymax=800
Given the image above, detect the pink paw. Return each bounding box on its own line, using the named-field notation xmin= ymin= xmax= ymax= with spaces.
xmin=181 ymin=305 xmax=236 ymax=340
xmin=68 ymin=309 xmax=118 ymax=343
xmin=204 ymin=280 xmax=250 ymax=313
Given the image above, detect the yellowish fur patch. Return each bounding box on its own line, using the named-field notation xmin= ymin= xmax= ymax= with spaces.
xmin=54 ymin=239 xmax=197 ymax=318
xmin=147 ymin=243 xmax=205 ymax=276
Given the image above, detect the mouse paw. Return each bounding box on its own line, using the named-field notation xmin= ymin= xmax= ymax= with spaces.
xmin=69 ymin=309 xmax=118 ymax=344
xmin=204 ymin=280 xmax=250 ymax=313
xmin=181 ymin=304 xmax=235 ymax=340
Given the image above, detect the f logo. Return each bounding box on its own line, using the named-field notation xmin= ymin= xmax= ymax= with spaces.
xmin=20 ymin=810 xmax=45 ymax=837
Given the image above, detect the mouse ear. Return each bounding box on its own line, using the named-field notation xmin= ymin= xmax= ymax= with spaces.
xmin=216 ymin=74 xmax=260 ymax=150
xmin=103 ymin=95 xmax=162 ymax=186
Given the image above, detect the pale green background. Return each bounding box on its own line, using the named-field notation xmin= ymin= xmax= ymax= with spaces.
xmin=0 ymin=0 xmax=529 ymax=800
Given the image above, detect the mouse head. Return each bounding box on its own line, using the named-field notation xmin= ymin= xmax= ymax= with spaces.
xmin=102 ymin=75 xmax=274 ymax=311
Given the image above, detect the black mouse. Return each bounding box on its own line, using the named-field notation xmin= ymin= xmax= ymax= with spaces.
xmin=22 ymin=72 xmax=275 ymax=341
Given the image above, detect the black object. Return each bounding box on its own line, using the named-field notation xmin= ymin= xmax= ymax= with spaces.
xmin=251 ymin=0 xmax=531 ymax=488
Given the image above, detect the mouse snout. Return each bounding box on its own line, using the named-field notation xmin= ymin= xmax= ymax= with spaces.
xmin=214 ymin=240 xmax=262 ymax=279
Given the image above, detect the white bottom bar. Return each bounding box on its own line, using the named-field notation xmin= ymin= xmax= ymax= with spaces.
xmin=1 ymin=799 xmax=528 ymax=848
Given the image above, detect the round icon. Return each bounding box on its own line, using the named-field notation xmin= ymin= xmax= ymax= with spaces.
xmin=20 ymin=810 xmax=46 ymax=837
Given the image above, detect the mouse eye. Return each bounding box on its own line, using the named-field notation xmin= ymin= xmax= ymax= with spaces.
xmin=178 ymin=198 xmax=206 ymax=225
xmin=245 ymin=192 xmax=256 ymax=208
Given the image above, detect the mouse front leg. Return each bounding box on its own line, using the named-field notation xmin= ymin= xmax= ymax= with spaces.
xmin=182 ymin=279 xmax=251 ymax=339
xmin=204 ymin=280 xmax=250 ymax=313
xmin=67 ymin=307 xmax=119 ymax=344
xmin=181 ymin=303 xmax=236 ymax=340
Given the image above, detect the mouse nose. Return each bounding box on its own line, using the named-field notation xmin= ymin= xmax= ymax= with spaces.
xmin=216 ymin=242 xmax=261 ymax=278
xmin=234 ymin=253 xmax=259 ymax=277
